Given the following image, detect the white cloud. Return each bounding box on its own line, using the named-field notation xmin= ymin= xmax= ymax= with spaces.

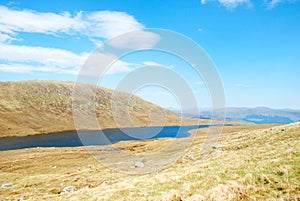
xmin=0 ymin=63 xmax=79 ymax=74
xmin=0 ymin=45 xmax=137 ymax=75
xmin=142 ymin=61 xmax=164 ymax=67
xmin=142 ymin=61 xmax=174 ymax=69
xmin=0 ymin=33 xmax=16 ymax=43
xmin=74 ymin=51 xmax=138 ymax=77
xmin=0 ymin=6 xmax=146 ymax=75
xmin=0 ymin=44 xmax=139 ymax=75
xmin=0 ymin=44 xmax=87 ymax=74
xmin=200 ymin=0 xmax=251 ymax=9
xmin=108 ymin=30 xmax=161 ymax=49
xmin=0 ymin=6 xmax=144 ymax=42
xmin=195 ymin=81 xmax=205 ymax=85
xmin=266 ymin=0 xmax=286 ymax=9
xmin=201 ymin=0 xmax=297 ymax=9
xmin=0 ymin=44 xmax=87 ymax=69
xmin=107 ymin=60 xmax=136 ymax=75
xmin=0 ymin=6 xmax=76 ymax=35
xmin=83 ymin=11 xmax=144 ymax=39
xmin=218 ymin=0 xmax=251 ymax=8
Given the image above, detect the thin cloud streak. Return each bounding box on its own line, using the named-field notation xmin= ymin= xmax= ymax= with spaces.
xmin=200 ymin=0 xmax=251 ymax=8
xmin=0 ymin=6 xmax=144 ymax=43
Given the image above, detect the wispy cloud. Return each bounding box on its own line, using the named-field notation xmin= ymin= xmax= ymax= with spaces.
xmin=0 ymin=43 xmax=137 ymax=75
xmin=0 ymin=43 xmax=87 ymax=74
xmin=200 ymin=0 xmax=252 ymax=9
xmin=142 ymin=61 xmax=173 ymax=69
xmin=107 ymin=30 xmax=161 ymax=49
xmin=0 ymin=44 xmax=87 ymax=68
xmin=195 ymin=81 xmax=205 ymax=85
xmin=219 ymin=0 xmax=251 ymax=8
xmin=0 ymin=63 xmax=79 ymax=74
xmin=201 ymin=0 xmax=298 ymax=9
xmin=0 ymin=33 xmax=17 ymax=43
xmin=265 ymin=0 xmax=298 ymax=9
xmin=0 ymin=6 xmax=144 ymax=43
xmin=0 ymin=5 xmax=146 ymax=75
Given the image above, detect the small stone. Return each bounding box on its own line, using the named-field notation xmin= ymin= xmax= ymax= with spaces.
xmin=153 ymin=168 xmax=159 ymax=173
xmin=1 ymin=183 xmax=13 ymax=188
xmin=213 ymin=150 xmax=222 ymax=155
xmin=102 ymin=180 xmax=110 ymax=185
xmin=62 ymin=186 xmax=76 ymax=193
xmin=80 ymin=186 xmax=89 ymax=190
xmin=264 ymin=142 xmax=271 ymax=147
xmin=134 ymin=161 xmax=145 ymax=168
xmin=187 ymin=154 xmax=196 ymax=160
xmin=281 ymin=128 xmax=286 ymax=132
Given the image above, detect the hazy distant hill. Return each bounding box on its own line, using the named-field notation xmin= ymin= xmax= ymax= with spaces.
xmin=0 ymin=80 xmax=196 ymax=137
xmin=198 ymin=107 xmax=300 ymax=124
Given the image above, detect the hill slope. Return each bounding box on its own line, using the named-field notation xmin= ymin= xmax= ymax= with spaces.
xmin=0 ymin=80 xmax=197 ymax=137
xmin=0 ymin=123 xmax=299 ymax=200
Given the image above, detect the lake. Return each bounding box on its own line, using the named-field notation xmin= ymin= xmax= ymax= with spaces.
xmin=0 ymin=125 xmax=211 ymax=151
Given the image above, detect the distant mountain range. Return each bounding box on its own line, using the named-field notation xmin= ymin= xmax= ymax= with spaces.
xmin=174 ymin=107 xmax=300 ymax=124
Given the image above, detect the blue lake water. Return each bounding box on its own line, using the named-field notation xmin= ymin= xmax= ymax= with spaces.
xmin=0 ymin=125 xmax=212 ymax=151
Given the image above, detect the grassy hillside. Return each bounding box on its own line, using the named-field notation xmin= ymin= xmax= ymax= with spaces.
xmin=0 ymin=80 xmax=202 ymax=137
xmin=0 ymin=123 xmax=299 ymax=200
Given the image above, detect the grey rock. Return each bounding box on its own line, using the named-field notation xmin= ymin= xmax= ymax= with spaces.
xmin=264 ymin=142 xmax=271 ymax=147
xmin=62 ymin=186 xmax=76 ymax=193
xmin=1 ymin=183 xmax=13 ymax=188
xmin=213 ymin=150 xmax=222 ymax=155
xmin=134 ymin=161 xmax=145 ymax=168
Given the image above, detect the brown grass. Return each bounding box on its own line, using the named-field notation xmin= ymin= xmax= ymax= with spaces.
xmin=0 ymin=123 xmax=299 ymax=200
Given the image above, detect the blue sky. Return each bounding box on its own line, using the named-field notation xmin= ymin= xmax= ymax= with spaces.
xmin=0 ymin=0 xmax=299 ymax=110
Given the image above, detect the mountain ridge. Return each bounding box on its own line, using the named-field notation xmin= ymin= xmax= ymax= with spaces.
xmin=179 ymin=106 xmax=300 ymax=124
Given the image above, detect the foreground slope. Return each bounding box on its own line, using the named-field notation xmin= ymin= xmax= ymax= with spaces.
xmin=0 ymin=80 xmax=197 ymax=137
xmin=0 ymin=123 xmax=299 ymax=200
